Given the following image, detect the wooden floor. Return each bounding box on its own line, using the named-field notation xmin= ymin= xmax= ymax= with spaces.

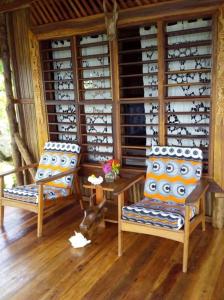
xmin=0 ymin=203 xmax=224 ymax=300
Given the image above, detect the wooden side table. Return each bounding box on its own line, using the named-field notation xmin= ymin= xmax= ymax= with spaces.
xmin=83 ymin=173 xmax=145 ymax=224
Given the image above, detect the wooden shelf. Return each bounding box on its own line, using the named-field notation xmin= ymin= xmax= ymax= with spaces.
xmin=82 ymin=151 xmax=113 ymax=156
xmin=43 ymin=68 xmax=73 ymax=73
xmin=79 ymin=76 xmax=111 ymax=81
xmin=166 ymin=26 xmax=212 ymax=37
xmin=166 ymin=111 xmax=210 ymax=115
xmin=48 ymin=112 xmax=76 ymax=116
xmin=165 ymin=54 xmax=211 ymax=62
xmin=78 ymin=100 xmax=112 ymax=104
xmin=121 ymin=124 xmax=157 ymax=127
xmin=119 ymin=59 xmax=157 ymax=66
xmin=49 ymin=131 xmax=76 ymax=135
xmin=78 ymin=41 xmax=108 ymax=48
xmin=77 ymin=53 xmax=109 ymax=59
xmin=78 ymin=64 xmax=110 ymax=71
xmin=121 ymin=145 xmax=148 ymax=149
xmin=165 ymin=81 xmax=211 ymax=87
xmin=165 ymin=96 xmax=211 ymax=102
xmin=166 ymin=134 xmax=209 ymax=139
xmin=45 ymin=89 xmax=74 ymax=93
xmin=42 ymin=57 xmax=72 ymax=63
xmin=120 ymin=97 xmax=158 ymax=102
xmin=82 ymin=133 xmax=113 ymax=137
xmin=41 ymin=46 xmax=71 ymax=52
xmin=44 ymin=79 xmax=73 ymax=83
xmin=165 ymin=68 xmax=211 ymax=75
xmin=120 ymin=72 xmax=158 ymax=78
xmin=49 ymin=122 xmax=76 ymax=126
xmin=118 ymin=33 xmax=157 ymax=42
xmin=119 ymin=46 xmax=157 ymax=54
xmin=122 ymin=154 xmax=146 ymax=159
xmin=166 ymin=123 xmax=209 ymax=127
xmin=121 ymin=84 xmax=158 ymax=90
xmin=79 ymin=87 xmax=111 ymax=92
xmin=82 ymin=142 xmax=113 ymax=147
xmin=122 ymin=135 xmax=155 ymax=138
xmin=80 ymin=112 xmax=112 ymax=116
xmin=166 ymin=40 xmax=212 ymax=49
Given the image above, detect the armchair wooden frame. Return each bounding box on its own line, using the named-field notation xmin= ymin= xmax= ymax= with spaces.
xmin=117 ymin=177 xmax=210 ymax=273
xmin=0 ymin=161 xmax=83 ymax=238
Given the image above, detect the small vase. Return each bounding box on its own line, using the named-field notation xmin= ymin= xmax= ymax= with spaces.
xmin=105 ymin=172 xmax=117 ymax=183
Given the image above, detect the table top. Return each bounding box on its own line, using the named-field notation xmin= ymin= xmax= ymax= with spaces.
xmin=83 ymin=173 xmax=145 ymax=195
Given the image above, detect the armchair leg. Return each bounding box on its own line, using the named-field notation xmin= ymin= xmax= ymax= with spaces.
xmin=0 ymin=205 xmax=4 ymax=228
xmin=118 ymin=193 xmax=124 ymax=257
xmin=37 ymin=185 xmax=44 ymax=238
xmin=118 ymin=229 xmax=123 ymax=256
xmin=183 ymin=206 xmax=190 ymax=273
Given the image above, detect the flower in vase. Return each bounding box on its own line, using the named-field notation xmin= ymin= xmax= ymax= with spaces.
xmin=103 ymin=162 xmax=112 ymax=174
xmin=102 ymin=159 xmax=120 ymax=175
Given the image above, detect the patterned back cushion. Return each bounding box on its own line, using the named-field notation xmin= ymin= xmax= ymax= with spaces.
xmin=144 ymin=146 xmax=203 ymax=204
xmin=35 ymin=142 xmax=80 ymax=188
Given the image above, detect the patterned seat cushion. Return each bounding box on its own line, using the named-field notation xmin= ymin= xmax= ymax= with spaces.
xmin=35 ymin=142 xmax=80 ymax=189
xmin=122 ymin=198 xmax=197 ymax=230
xmin=144 ymin=146 xmax=203 ymax=205
xmin=4 ymin=184 xmax=70 ymax=204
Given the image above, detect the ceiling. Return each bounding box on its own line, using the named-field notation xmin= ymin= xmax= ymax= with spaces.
xmin=29 ymin=0 xmax=174 ymax=26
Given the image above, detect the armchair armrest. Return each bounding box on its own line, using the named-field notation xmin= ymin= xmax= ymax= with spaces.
xmin=0 ymin=163 xmax=38 ymax=178
xmin=113 ymin=173 xmax=145 ymax=196
xmin=185 ymin=178 xmax=210 ymax=205
xmin=35 ymin=167 xmax=80 ymax=185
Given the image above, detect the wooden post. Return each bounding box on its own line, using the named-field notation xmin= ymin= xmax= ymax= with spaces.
xmin=28 ymin=30 xmax=48 ymax=154
xmin=109 ymin=38 xmax=121 ymax=161
xmin=0 ymin=13 xmax=23 ymax=185
xmin=0 ymin=13 xmax=36 ymax=185
xmin=213 ymin=6 xmax=224 ymax=227
xmin=157 ymin=20 xmax=166 ymax=146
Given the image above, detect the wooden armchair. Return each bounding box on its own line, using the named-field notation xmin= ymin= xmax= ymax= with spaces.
xmin=0 ymin=142 xmax=83 ymax=237
xmin=118 ymin=146 xmax=209 ymax=272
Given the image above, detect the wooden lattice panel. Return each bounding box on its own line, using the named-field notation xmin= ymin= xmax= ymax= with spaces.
xmin=118 ymin=24 xmax=159 ymax=167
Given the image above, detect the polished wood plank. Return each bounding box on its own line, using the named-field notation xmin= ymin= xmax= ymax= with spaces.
xmin=0 ymin=204 xmax=224 ymax=300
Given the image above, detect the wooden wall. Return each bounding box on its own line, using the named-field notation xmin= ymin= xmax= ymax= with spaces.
xmin=5 ymin=4 xmax=224 ymax=193
xmin=8 ymin=8 xmax=39 ymax=163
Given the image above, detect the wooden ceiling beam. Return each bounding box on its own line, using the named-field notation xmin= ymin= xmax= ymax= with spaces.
xmin=0 ymin=0 xmax=34 ymax=13
xmin=32 ymin=0 xmax=224 ymax=39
